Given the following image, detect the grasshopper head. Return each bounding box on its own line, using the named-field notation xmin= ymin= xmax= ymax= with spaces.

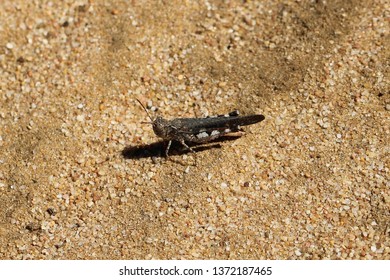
xmin=152 ymin=116 xmax=172 ymax=139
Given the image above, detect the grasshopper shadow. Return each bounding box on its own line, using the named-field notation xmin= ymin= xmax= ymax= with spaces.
xmin=122 ymin=135 xmax=241 ymax=160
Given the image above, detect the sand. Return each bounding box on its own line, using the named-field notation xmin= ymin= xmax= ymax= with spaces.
xmin=0 ymin=0 xmax=388 ymax=259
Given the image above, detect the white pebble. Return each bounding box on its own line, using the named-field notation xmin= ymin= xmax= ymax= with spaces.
xmin=76 ymin=115 xmax=85 ymax=122
xmin=6 ymin=42 xmax=14 ymax=49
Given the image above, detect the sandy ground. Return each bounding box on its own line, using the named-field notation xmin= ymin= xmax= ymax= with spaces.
xmin=0 ymin=0 xmax=389 ymax=259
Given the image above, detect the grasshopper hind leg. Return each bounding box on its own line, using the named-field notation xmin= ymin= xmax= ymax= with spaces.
xmin=165 ymin=140 xmax=194 ymax=157
xmin=179 ymin=140 xmax=195 ymax=154
xmin=180 ymin=140 xmax=197 ymax=166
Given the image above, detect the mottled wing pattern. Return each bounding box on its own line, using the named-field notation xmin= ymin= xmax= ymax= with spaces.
xmin=169 ymin=111 xmax=265 ymax=143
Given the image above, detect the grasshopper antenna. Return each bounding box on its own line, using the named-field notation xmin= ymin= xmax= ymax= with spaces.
xmin=136 ymin=99 xmax=154 ymax=123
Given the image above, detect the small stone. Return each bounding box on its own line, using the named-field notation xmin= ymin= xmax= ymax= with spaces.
xmin=145 ymin=237 xmax=153 ymax=244
xmin=17 ymin=56 xmax=25 ymax=63
xmin=275 ymin=117 xmax=283 ymax=126
xmin=76 ymin=115 xmax=85 ymax=122
xmin=46 ymin=208 xmax=56 ymax=216
xmin=6 ymin=42 xmax=14 ymax=49
xmin=218 ymin=81 xmax=227 ymax=87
